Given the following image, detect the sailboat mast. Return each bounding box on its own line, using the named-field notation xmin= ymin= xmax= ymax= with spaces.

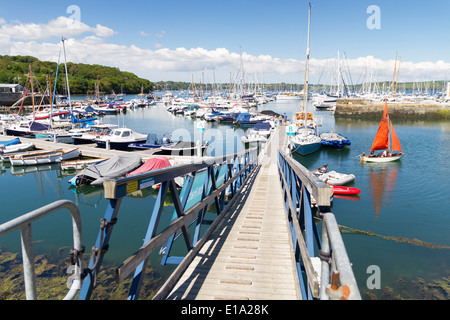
xmin=394 ymin=57 xmax=401 ymax=97
xmin=29 ymin=64 xmax=35 ymax=119
xmin=61 ymin=37 xmax=72 ymax=119
xmin=302 ymin=2 xmax=312 ymax=111
xmin=391 ymin=52 xmax=397 ymax=97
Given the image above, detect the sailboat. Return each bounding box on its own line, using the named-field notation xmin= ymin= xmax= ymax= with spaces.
xmin=360 ymin=99 xmax=404 ymax=163
xmin=289 ymin=2 xmax=322 ymax=156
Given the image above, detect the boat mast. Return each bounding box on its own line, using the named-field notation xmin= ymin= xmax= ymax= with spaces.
xmin=302 ymin=2 xmax=312 ymax=112
xmin=29 ymin=64 xmax=35 ymax=119
xmin=391 ymin=52 xmax=397 ymax=97
xmin=61 ymin=37 xmax=73 ymax=126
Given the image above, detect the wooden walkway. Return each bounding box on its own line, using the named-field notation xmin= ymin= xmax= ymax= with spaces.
xmin=166 ymin=133 xmax=301 ymax=299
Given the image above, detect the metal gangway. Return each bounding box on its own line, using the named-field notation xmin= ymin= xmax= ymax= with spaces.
xmin=0 ymin=127 xmax=361 ymax=300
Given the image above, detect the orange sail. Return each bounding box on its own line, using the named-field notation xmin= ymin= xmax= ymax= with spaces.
xmin=390 ymin=120 xmax=402 ymax=152
xmin=370 ymin=99 xmax=389 ymax=151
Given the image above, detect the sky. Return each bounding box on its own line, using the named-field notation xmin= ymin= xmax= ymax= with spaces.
xmin=1 ymin=0 xmax=450 ymax=85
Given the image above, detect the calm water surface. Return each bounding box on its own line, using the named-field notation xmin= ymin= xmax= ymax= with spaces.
xmin=1 ymin=94 xmax=449 ymax=299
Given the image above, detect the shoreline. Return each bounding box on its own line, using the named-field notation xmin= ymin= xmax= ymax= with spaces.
xmin=336 ymin=98 xmax=450 ymax=120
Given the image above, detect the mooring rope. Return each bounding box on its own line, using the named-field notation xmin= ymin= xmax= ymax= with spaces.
xmin=338 ymin=225 xmax=450 ymax=250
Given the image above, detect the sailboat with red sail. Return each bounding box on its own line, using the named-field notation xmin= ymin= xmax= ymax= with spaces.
xmin=360 ymin=99 xmax=405 ymax=163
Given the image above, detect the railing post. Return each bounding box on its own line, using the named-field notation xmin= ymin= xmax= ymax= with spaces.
xmin=20 ymin=223 xmax=37 ymax=300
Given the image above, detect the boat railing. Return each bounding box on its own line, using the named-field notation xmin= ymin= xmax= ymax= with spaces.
xmin=0 ymin=199 xmax=84 ymax=300
xmin=278 ymin=150 xmax=361 ymax=300
xmin=77 ymin=147 xmax=259 ymax=300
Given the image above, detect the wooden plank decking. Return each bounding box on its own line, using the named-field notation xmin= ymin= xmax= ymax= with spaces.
xmin=166 ymin=152 xmax=301 ymax=300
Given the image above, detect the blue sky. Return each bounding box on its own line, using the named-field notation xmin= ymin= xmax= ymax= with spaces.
xmin=1 ymin=0 xmax=449 ymax=83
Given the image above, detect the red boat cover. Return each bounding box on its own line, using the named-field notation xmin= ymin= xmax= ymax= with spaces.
xmin=126 ymin=156 xmax=171 ymax=176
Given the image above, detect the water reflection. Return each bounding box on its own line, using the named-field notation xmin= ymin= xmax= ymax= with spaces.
xmin=364 ymin=161 xmax=401 ymax=220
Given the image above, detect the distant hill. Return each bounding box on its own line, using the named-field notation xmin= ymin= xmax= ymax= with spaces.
xmin=0 ymin=55 xmax=153 ymax=95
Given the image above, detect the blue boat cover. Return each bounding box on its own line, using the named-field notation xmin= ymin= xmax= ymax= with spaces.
xmin=0 ymin=137 xmax=20 ymax=146
xmin=253 ymin=122 xmax=271 ymax=131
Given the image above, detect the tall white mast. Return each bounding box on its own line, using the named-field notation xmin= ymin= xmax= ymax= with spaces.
xmin=61 ymin=37 xmax=72 ymax=118
xmin=302 ymin=2 xmax=312 ymax=111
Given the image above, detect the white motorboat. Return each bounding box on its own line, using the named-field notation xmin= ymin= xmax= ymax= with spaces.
xmin=73 ymin=124 xmax=118 ymax=144
xmin=94 ymin=127 xmax=148 ymax=150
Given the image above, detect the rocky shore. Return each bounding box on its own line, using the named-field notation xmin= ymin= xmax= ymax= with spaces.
xmin=336 ymin=98 xmax=450 ymax=120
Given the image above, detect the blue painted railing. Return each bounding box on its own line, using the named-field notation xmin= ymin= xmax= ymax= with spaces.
xmin=277 ymin=150 xmax=361 ymax=300
xmin=77 ymin=148 xmax=258 ymax=300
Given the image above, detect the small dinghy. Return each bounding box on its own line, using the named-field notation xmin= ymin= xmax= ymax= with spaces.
xmin=331 ymin=185 xmax=360 ymax=195
xmin=69 ymin=154 xmax=142 ymax=187
xmin=319 ymin=131 xmax=351 ymax=149
xmin=241 ymin=133 xmax=267 ymax=144
xmin=312 ymin=164 xmax=355 ymax=186
xmin=0 ymin=142 xmax=35 ymax=155
xmin=7 ymin=147 xmax=80 ymax=166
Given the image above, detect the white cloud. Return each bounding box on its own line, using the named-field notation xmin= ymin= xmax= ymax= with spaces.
xmin=0 ymin=16 xmax=115 ymax=41
xmin=155 ymin=30 xmax=166 ymax=38
xmin=0 ymin=17 xmax=448 ymax=82
xmin=140 ymin=31 xmax=150 ymax=37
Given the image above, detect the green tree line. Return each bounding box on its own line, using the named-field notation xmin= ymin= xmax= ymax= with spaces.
xmin=0 ymin=55 xmax=153 ymax=95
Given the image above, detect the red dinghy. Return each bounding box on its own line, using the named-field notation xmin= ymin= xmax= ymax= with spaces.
xmin=331 ymin=185 xmax=361 ymax=195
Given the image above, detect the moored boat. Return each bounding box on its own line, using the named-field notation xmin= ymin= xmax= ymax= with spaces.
xmin=7 ymin=147 xmax=80 ymax=166
xmin=331 ymin=185 xmax=361 ymax=195
xmin=69 ymin=153 xmax=142 ymax=187
xmin=360 ymin=99 xmax=405 ymax=163
xmin=320 ymin=131 xmax=351 ymax=149
xmin=312 ymin=164 xmax=355 ymax=186
xmin=73 ymin=124 xmax=118 ymax=144
xmin=156 ymin=141 xmax=208 ymax=156
xmin=0 ymin=142 xmax=35 ymax=155
xmin=0 ymin=138 xmax=20 ymax=146
xmin=94 ymin=127 xmax=147 ymax=150
xmin=289 ymin=127 xmax=322 ymax=156
xmin=241 ymin=133 xmax=267 ymax=144
xmin=60 ymin=158 xmax=109 ymax=170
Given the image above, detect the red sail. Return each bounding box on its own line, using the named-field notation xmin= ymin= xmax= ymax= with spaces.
xmin=390 ymin=120 xmax=402 ymax=152
xmin=370 ymin=100 xmax=389 ymax=151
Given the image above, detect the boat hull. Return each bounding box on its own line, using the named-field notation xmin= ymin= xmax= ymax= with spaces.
xmin=96 ymin=139 xmax=147 ymax=150
xmin=332 ymin=185 xmax=361 ymax=195
xmin=361 ymin=153 xmax=404 ymax=163
xmin=156 ymin=145 xmax=208 ymax=156
xmin=8 ymin=148 xmax=80 ymax=166
xmin=290 ymin=137 xmax=322 ymax=156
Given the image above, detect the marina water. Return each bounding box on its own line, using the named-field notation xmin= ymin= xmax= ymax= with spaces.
xmin=1 ymin=93 xmax=449 ymax=299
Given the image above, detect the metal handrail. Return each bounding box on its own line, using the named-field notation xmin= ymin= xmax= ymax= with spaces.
xmin=76 ymin=147 xmax=259 ymax=300
xmin=277 ymin=150 xmax=361 ymax=300
xmin=0 ymin=199 xmax=84 ymax=300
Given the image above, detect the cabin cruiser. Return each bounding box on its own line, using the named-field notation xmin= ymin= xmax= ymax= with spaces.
xmin=94 ymin=127 xmax=147 ymax=150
